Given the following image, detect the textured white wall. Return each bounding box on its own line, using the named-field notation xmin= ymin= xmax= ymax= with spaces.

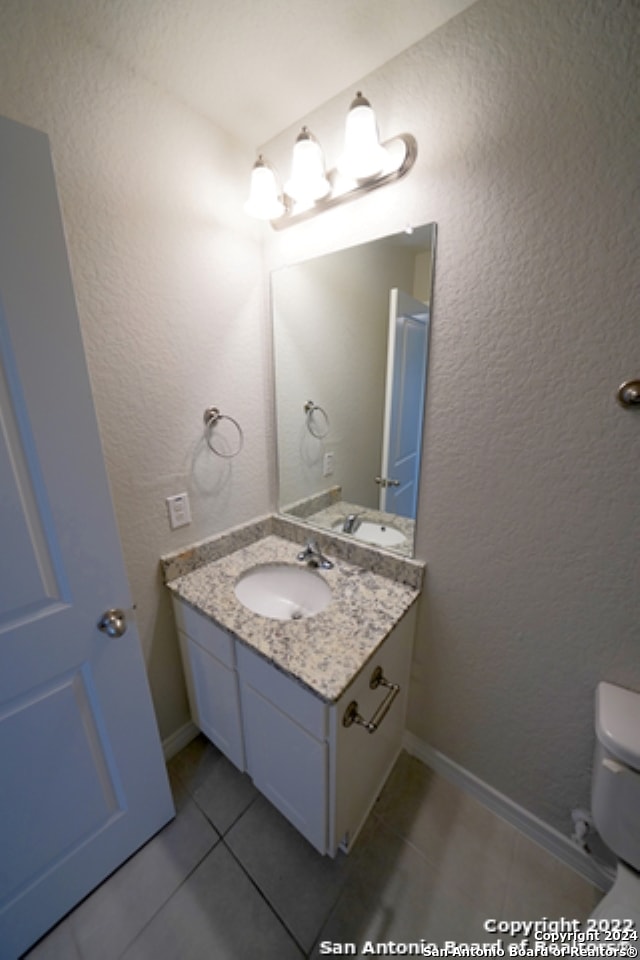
xmin=264 ymin=0 xmax=640 ymax=835
xmin=0 ymin=1 xmax=272 ymax=739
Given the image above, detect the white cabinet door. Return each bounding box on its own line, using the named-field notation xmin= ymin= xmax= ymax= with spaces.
xmin=0 ymin=116 xmax=174 ymax=958
xmin=178 ymin=632 xmax=245 ymax=771
xmin=237 ymin=641 xmax=328 ymax=853
xmin=173 ymin=599 xmax=246 ymax=771
xmin=241 ymin=681 xmax=328 ymax=853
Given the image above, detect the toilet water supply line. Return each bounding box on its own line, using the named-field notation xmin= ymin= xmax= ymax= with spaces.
xmin=571 ymin=807 xmax=593 ymax=850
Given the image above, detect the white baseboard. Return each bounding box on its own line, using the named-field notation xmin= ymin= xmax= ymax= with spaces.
xmin=403 ymin=732 xmax=612 ymax=892
xmin=162 ymin=720 xmax=199 ymax=761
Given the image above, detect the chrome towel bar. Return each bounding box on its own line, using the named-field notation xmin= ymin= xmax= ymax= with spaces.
xmin=342 ymin=666 xmax=400 ymax=734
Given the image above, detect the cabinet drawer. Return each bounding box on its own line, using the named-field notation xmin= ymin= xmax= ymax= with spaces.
xmin=172 ymin=598 xmax=235 ymax=668
xmin=236 ymin=643 xmax=327 ymax=741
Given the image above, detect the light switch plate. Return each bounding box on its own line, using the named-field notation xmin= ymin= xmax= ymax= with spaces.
xmin=166 ymin=492 xmax=191 ymax=529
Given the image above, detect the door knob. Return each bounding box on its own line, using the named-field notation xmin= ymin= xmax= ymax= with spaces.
xmin=97 ymin=608 xmax=127 ymax=638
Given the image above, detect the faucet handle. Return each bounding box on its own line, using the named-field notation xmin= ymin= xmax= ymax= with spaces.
xmin=342 ymin=512 xmax=364 ymax=534
xmin=297 ymin=537 xmax=333 ymax=569
xmin=297 ymin=538 xmax=317 ymax=561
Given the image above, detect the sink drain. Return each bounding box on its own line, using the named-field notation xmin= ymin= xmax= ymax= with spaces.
xmin=290 ymin=609 xmax=304 ymax=620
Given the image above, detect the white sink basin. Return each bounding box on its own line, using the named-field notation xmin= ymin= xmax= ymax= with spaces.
xmin=234 ymin=563 xmax=332 ymax=621
xmin=332 ymin=519 xmax=406 ymax=548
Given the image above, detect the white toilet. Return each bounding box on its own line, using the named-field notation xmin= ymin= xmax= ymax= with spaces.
xmin=590 ymin=681 xmax=640 ymax=920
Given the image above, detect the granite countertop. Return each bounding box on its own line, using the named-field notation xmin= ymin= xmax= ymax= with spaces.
xmin=166 ymin=534 xmax=420 ymax=703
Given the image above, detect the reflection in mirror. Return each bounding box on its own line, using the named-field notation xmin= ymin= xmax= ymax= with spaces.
xmin=272 ymin=223 xmax=436 ymax=557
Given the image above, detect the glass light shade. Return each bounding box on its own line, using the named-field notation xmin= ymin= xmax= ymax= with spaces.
xmin=244 ymin=156 xmax=285 ymax=220
xmin=285 ymin=127 xmax=331 ymax=204
xmin=338 ymin=92 xmax=389 ymax=180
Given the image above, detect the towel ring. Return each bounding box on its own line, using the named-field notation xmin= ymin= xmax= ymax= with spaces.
xmin=203 ymin=407 xmax=244 ymax=458
xmin=304 ymin=400 xmax=330 ymax=439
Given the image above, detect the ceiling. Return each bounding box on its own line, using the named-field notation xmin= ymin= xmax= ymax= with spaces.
xmin=59 ymin=0 xmax=479 ymax=147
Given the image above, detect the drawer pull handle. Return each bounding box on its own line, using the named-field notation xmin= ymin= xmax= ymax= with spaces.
xmin=342 ymin=666 xmax=400 ymax=734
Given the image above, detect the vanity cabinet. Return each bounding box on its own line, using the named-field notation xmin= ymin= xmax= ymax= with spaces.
xmin=172 ymin=596 xmax=416 ymax=856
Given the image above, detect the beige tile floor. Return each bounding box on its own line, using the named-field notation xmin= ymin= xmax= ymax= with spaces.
xmin=24 ymin=736 xmax=602 ymax=959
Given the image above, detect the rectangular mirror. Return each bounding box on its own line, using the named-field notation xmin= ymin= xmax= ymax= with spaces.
xmin=272 ymin=222 xmax=436 ymax=557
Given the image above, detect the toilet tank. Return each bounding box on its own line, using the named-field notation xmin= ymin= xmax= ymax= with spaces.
xmin=592 ymin=682 xmax=640 ymax=870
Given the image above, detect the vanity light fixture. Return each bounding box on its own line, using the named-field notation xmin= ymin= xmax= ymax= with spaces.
xmin=338 ymin=91 xmax=389 ymax=180
xmin=243 ymin=155 xmax=285 ymax=220
xmin=285 ymin=127 xmax=331 ymax=204
xmin=245 ymin=92 xmax=417 ymax=230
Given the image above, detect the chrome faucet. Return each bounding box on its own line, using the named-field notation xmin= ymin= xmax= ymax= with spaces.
xmin=297 ymin=538 xmax=334 ymax=570
xmin=342 ymin=512 xmax=363 ymax=534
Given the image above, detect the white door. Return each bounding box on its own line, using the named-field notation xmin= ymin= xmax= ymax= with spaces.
xmin=380 ymin=289 xmax=430 ymax=517
xmin=0 ymin=116 xmax=174 ymax=959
